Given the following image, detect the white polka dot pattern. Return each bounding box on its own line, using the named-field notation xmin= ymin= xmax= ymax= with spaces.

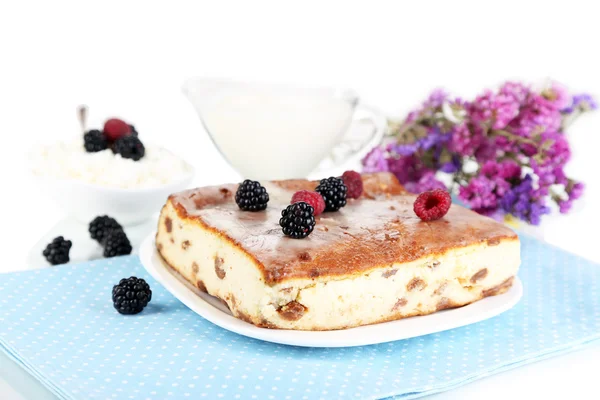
xmin=1 ymin=235 xmax=599 ymax=399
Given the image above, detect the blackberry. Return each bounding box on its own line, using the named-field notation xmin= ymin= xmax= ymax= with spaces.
xmin=83 ymin=129 xmax=108 ymax=152
xmin=315 ymin=177 xmax=348 ymax=212
xmin=102 ymin=229 xmax=132 ymax=258
xmin=89 ymin=215 xmax=123 ymax=243
xmin=129 ymin=124 xmax=138 ymax=137
xmin=42 ymin=236 xmax=72 ymax=265
xmin=112 ymin=276 xmax=152 ymax=315
xmin=279 ymin=202 xmax=315 ymax=239
xmin=235 ymin=180 xmax=269 ymax=211
xmin=112 ymin=135 xmax=145 ymax=161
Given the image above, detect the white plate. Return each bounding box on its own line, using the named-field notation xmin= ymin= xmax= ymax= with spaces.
xmin=139 ymin=233 xmax=523 ymax=348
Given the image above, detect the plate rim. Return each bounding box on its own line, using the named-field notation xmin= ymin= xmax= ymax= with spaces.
xmin=139 ymin=232 xmax=523 ymax=348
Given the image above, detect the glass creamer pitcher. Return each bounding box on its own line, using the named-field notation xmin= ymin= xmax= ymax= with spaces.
xmin=182 ymin=77 xmax=386 ymax=180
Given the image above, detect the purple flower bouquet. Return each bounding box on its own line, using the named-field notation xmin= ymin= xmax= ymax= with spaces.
xmin=363 ymin=82 xmax=596 ymax=225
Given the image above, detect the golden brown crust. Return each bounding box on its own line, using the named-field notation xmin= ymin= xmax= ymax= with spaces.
xmin=162 ymin=172 xmax=518 ymax=285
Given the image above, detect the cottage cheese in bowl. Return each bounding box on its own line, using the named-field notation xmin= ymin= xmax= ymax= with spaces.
xmin=29 ymin=138 xmax=195 ymax=225
xmin=30 ymin=139 xmax=193 ymax=189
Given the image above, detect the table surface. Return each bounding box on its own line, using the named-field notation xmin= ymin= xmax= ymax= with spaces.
xmin=4 ymin=125 xmax=600 ymax=399
xmin=2 ymin=186 xmax=599 ymax=400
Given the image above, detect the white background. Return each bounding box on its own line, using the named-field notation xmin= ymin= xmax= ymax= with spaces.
xmin=0 ymin=1 xmax=599 ymax=399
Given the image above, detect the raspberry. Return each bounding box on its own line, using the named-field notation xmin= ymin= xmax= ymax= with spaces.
xmin=103 ymin=118 xmax=131 ymax=141
xmin=413 ymin=189 xmax=452 ymax=221
xmin=291 ymin=190 xmax=325 ymax=216
xmin=341 ymin=170 xmax=363 ymax=199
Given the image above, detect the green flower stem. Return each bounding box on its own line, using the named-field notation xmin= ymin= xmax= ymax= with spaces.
xmin=491 ymin=130 xmax=538 ymax=146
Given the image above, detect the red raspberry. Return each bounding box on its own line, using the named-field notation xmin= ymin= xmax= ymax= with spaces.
xmin=103 ymin=118 xmax=131 ymax=141
xmin=413 ymin=189 xmax=452 ymax=221
xmin=291 ymin=190 xmax=325 ymax=216
xmin=341 ymin=170 xmax=363 ymax=199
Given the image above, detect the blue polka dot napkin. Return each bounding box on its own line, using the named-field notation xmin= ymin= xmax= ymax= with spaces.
xmin=1 ymin=234 xmax=599 ymax=400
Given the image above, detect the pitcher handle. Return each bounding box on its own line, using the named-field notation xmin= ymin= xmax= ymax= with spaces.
xmin=312 ymin=103 xmax=387 ymax=177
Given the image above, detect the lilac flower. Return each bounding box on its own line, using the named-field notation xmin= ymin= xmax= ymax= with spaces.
xmin=574 ymin=94 xmax=597 ymax=110
xmin=524 ymin=201 xmax=551 ymax=225
xmin=423 ymin=89 xmax=448 ymax=109
xmin=392 ymin=143 xmax=419 ymax=156
xmin=552 ymin=167 xmax=569 ymax=186
xmin=405 ymin=110 xmax=419 ymax=124
xmin=449 ymin=122 xmax=483 ymax=157
xmin=493 ymin=135 xmax=517 ymax=154
xmin=499 ymin=81 xmax=530 ymax=104
xmin=529 ymin=132 xmax=571 ymax=196
xmin=458 ymin=160 xmax=521 ymax=211
xmin=570 ymin=181 xmax=585 ymax=199
xmin=509 ymin=92 xmax=562 ymax=137
xmin=362 ymin=80 xmax=592 ymax=225
xmin=474 ymin=141 xmax=497 ymax=162
xmin=558 ymin=181 xmax=585 ymax=214
xmin=440 ymin=155 xmax=461 ymax=173
xmin=388 ymin=155 xmax=429 ymax=185
xmin=498 ymin=161 xmax=521 ymax=179
xmin=458 ymin=176 xmax=498 ymax=210
xmin=469 ymin=90 xmax=520 ymax=130
xmin=545 ymin=82 xmax=571 ymax=110
xmin=404 ymin=171 xmax=446 ymax=194
xmin=558 ymin=201 xmax=572 ymax=213
xmin=418 ymin=132 xmax=440 ymax=150
xmin=362 ymin=147 xmax=388 ymax=173
xmin=480 ymin=160 xmax=521 ymax=196
xmin=389 ymin=127 xmax=451 ymax=157
xmin=542 ymin=132 xmax=571 ymax=165
xmin=500 ymin=175 xmax=550 ymax=225
xmin=562 ymin=93 xmax=598 ymax=113
xmin=404 ymin=89 xmax=448 ymax=124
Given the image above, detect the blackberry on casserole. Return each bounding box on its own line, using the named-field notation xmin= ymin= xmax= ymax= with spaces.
xmin=112 ymin=276 xmax=152 ymax=315
xmin=279 ymin=202 xmax=316 ymax=239
xmin=315 ymin=177 xmax=348 ymax=212
xmin=89 ymin=215 xmax=123 ymax=243
xmin=112 ymin=135 xmax=145 ymax=161
xmin=42 ymin=236 xmax=72 ymax=265
xmin=235 ymin=180 xmax=269 ymax=211
xmin=83 ymin=129 xmax=108 ymax=152
xmin=102 ymin=229 xmax=133 ymax=257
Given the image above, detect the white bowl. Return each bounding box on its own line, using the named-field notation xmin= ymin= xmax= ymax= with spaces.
xmin=34 ymin=168 xmax=194 ymax=226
